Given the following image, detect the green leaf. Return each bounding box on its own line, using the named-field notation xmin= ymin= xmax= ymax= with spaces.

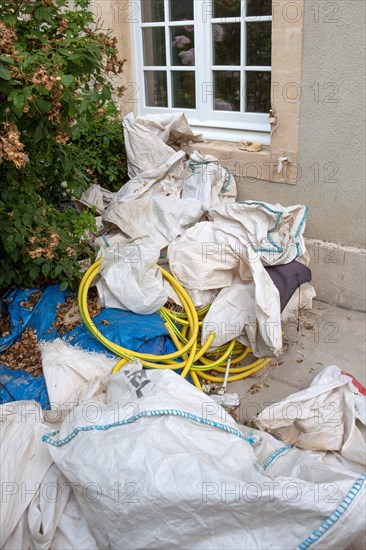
xmin=58 ymin=48 xmax=72 ymax=56
xmin=68 ymin=54 xmax=82 ymax=62
xmin=23 ymin=54 xmax=39 ymax=69
xmin=42 ymin=263 xmax=51 ymax=277
xmin=2 ymin=14 xmax=17 ymax=25
xmin=0 ymin=80 xmax=12 ymax=95
xmin=9 ymin=249 xmax=20 ymax=262
xmin=0 ymin=56 xmax=15 ymax=65
xmin=4 ymin=234 xmax=14 ymax=252
xmin=79 ymin=99 xmax=90 ymax=113
xmin=34 ymin=7 xmax=51 ymax=21
xmin=34 ymin=121 xmax=45 ymax=144
xmin=102 ymin=85 xmax=112 ymax=100
xmin=12 ymin=92 xmax=28 ymax=116
xmin=61 ymin=74 xmax=75 ymax=88
xmin=87 ymin=43 xmax=100 ymax=56
xmin=29 ymin=266 xmax=40 ymax=280
xmin=60 ymin=281 xmax=68 ymax=291
xmin=22 ymin=213 xmax=33 ymax=226
xmin=59 ymin=155 xmax=72 ymax=174
xmin=70 ymin=124 xmax=81 ymax=139
xmin=55 ymin=264 xmax=63 ymax=276
xmin=0 ymin=65 xmax=11 ymax=81
xmin=36 ymin=99 xmax=52 ymax=113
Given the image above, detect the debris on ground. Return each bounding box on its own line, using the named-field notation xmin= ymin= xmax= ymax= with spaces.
xmin=248 ymin=382 xmax=270 ymax=395
xmin=52 ymin=288 xmax=101 ymax=335
xmin=0 ymin=287 xmax=102 ymax=373
xmin=0 ymin=327 xmax=42 ymax=376
xmin=19 ymin=290 xmax=43 ymax=310
xmin=302 ymin=321 xmax=315 ymax=330
xmin=0 ymin=308 xmax=11 ymax=338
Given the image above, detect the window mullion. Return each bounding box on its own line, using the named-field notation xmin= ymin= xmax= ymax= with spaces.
xmin=212 ymin=65 xmax=241 ymax=71
xmin=241 ymin=0 xmax=246 ymax=112
xmin=164 ymin=0 xmax=172 ymax=108
xmin=134 ymin=1 xmax=145 ymax=114
xmin=204 ymin=0 xmax=213 ymax=122
xmin=245 ymin=66 xmax=272 ymax=71
xmin=245 ymin=15 xmax=272 ymax=22
xmin=193 ymin=0 xmax=207 ymax=122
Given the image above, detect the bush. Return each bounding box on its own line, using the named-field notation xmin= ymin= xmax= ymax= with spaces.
xmin=0 ymin=0 xmax=128 ymax=291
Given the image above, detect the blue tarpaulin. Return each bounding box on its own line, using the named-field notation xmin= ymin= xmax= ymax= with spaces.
xmin=0 ymin=365 xmax=50 ymax=409
xmin=0 ymin=285 xmax=176 ymax=407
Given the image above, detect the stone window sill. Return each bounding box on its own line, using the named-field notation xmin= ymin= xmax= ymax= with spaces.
xmin=179 ymin=139 xmax=299 ymax=185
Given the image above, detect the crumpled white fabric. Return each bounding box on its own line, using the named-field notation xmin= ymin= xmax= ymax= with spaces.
xmin=256 ymin=365 xmax=366 ymax=467
xmin=0 ymin=401 xmax=97 ymax=549
xmin=201 ymin=281 xmax=275 ymax=357
xmin=169 ymin=201 xmax=308 ymax=355
xmin=96 ymin=236 xmax=168 ymax=314
xmin=43 ymin=365 xmax=366 ymax=550
xmin=123 ymin=112 xmax=202 ymax=179
xmin=76 ymin=183 xmax=115 ymax=214
xmin=107 ymin=148 xmax=186 ymax=205
xmin=182 ymin=150 xmax=237 ymax=211
xmin=40 ymin=340 xmax=115 ymax=408
xmin=0 ymin=402 xmax=53 ymax=548
xmin=281 ymin=282 xmax=316 ymax=322
xmin=103 ymin=195 xmax=204 ymax=247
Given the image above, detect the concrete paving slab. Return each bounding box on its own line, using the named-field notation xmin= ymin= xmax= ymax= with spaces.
xmin=226 ymin=300 xmax=366 ymax=422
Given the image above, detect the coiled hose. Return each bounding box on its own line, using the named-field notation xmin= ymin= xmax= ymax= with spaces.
xmin=78 ymin=259 xmax=271 ymax=391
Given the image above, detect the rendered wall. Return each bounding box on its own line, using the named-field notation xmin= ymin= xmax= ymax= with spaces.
xmin=237 ymin=0 xmax=366 ymax=248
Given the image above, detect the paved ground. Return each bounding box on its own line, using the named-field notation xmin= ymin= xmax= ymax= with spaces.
xmin=227 ymin=300 xmax=366 ymax=422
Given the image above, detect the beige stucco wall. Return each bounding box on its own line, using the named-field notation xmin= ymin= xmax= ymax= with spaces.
xmin=237 ymin=0 xmax=366 ymax=248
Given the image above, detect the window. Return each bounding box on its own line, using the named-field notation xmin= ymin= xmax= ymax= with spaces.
xmin=133 ymin=0 xmax=272 ymax=140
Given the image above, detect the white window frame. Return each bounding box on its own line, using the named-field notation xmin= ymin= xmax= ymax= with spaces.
xmin=133 ymin=0 xmax=271 ymax=143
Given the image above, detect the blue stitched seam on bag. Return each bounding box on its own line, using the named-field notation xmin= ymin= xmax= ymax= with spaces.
xmin=42 ymin=408 xmax=256 ymax=448
xmin=296 ymin=474 xmax=366 ymax=550
xmin=262 ymin=445 xmax=293 ymax=470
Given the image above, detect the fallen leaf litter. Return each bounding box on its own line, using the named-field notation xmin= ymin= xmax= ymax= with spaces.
xmin=0 ymin=288 xmax=102 ymax=376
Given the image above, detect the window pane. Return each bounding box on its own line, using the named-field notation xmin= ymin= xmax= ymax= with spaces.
xmin=171 ymin=26 xmax=195 ymax=66
xmin=145 ymin=71 xmax=168 ymax=106
xmin=170 ymin=0 xmax=194 ymax=21
xmin=246 ymin=22 xmax=271 ymax=65
xmin=246 ymin=71 xmax=271 ymax=112
xmin=213 ymin=0 xmax=240 ymax=18
xmin=246 ymin=0 xmax=272 ymax=17
xmin=213 ymin=23 xmax=240 ymax=65
xmin=141 ymin=0 xmax=164 ymax=23
xmin=143 ymin=27 xmax=166 ymax=66
xmin=213 ymin=71 xmax=240 ymax=111
xmin=172 ymin=71 xmax=195 ymax=108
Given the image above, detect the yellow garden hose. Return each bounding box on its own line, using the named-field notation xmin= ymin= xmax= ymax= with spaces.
xmin=78 ymin=259 xmax=271 ymax=390
xmin=196 ymin=358 xmax=271 ymax=383
xmin=78 ymin=258 xmax=199 ymax=364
